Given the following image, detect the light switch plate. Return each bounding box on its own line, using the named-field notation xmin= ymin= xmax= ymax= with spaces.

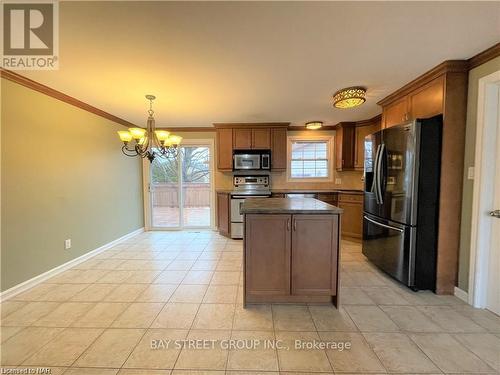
xmin=65 ymin=239 xmax=71 ymax=250
xmin=467 ymin=166 xmax=475 ymax=180
xmin=335 ymin=178 xmax=342 ymax=185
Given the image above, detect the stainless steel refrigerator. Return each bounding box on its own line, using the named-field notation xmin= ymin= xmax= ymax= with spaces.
xmin=362 ymin=116 xmax=442 ymax=291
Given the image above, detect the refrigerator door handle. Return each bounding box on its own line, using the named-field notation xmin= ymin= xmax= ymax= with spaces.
xmin=372 ymin=144 xmax=381 ymax=204
xmin=364 ymin=215 xmax=404 ymax=233
xmin=376 ymin=144 xmax=386 ymax=205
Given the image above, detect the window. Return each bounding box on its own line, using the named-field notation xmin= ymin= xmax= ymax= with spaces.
xmin=288 ymin=136 xmax=333 ymax=180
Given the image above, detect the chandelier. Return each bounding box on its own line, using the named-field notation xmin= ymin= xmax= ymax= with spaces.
xmin=117 ymin=95 xmax=182 ymax=162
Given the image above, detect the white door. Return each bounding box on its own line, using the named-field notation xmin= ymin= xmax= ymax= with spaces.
xmin=470 ymin=71 xmax=500 ymax=314
xmin=486 ymin=87 xmax=500 ymax=315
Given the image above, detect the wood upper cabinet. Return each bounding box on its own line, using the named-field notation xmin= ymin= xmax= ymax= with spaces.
xmin=382 ymin=76 xmax=445 ymax=129
xmin=252 ymin=128 xmax=271 ymax=149
xmin=291 ymin=215 xmax=338 ymax=295
xmin=354 ymin=118 xmax=381 ymax=169
xmin=335 ymin=124 xmax=356 ymax=171
xmin=215 ymin=123 xmax=289 ymax=171
xmin=233 ymin=129 xmax=252 ymax=149
xmin=377 ymin=61 xmax=469 ymax=294
xmin=408 ymin=76 xmax=444 ymax=119
xmin=271 ymin=128 xmax=287 ymax=170
xmin=216 ymin=129 xmax=233 ymax=170
xmin=216 ymin=192 xmax=230 ymax=237
xmin=338 ymin=193 xmax=363 ymax=238
xmin=245 ymin=214 xmax=291 ymax=296
xmin=234 ymin=128 xmax=272 ymax=150
xmin=382 ymin=97 xmax=409 ymax=128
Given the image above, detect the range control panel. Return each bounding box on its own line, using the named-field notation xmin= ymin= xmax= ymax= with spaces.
xmin=233 ymin=175 xmax=269 ymax=187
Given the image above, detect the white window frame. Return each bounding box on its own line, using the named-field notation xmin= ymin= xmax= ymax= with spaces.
xmin=287 ymin=135 xmax=334 ymax=182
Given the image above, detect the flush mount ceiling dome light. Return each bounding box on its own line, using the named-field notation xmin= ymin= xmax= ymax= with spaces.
xmin=117 ymin=95 xmax=182 ymax=163
xmin=332 ymin=86 xmax=366 ymax=109
xmin=305 ymin=121 xmax=323 ymax=130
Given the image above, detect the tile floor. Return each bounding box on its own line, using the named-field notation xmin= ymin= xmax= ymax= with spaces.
xmin=1 ymin=231 xmax=499 ymax=374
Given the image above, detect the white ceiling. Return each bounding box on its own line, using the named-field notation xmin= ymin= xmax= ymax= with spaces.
xmin=22 ymin=1 xmax=500 ymax=127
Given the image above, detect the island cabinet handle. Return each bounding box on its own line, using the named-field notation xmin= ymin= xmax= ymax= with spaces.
xmin=293 ymin=219 xmax=297 ymax=231
xmin=287 ymin=218 xmax=290 ymax=231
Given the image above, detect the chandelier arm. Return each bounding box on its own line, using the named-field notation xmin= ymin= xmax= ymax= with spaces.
xmin=134 ymin=143 xmax=146 ymax=157
xmin=122 ymin=145 xmax=139 ymax=157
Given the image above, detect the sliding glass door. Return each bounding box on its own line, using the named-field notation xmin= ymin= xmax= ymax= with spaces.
xmin=148 ymin=143 xmax=212 ymax=229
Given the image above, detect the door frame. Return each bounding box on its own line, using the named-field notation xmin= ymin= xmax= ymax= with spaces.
xmin=143 ymin=138 xmax=216 ymax=231
xmin=468 ymin=70 xmax=500 ymax=308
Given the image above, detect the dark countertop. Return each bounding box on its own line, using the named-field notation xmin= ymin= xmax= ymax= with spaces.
xmin=241 ymin=198 xmax=343 ymax=214
xmin=271 ymin=189 xmax=363 ymax=195
xmin=216 ymin=188 xmax=363 ymax=195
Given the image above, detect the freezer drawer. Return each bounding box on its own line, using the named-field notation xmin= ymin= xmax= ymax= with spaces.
xmin=231 ymin=198 xmax=245 ymax=223
xmin=231 ymin=222 xmax=243 ymax=239
xmin=362 ymin=214 xmax=416 ymax=287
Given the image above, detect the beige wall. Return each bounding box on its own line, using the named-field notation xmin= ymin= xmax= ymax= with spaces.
xmin=1 ymin=79 xmax=144 ymax=291
xmin=457 ymin=56 xmax=500 ymax=292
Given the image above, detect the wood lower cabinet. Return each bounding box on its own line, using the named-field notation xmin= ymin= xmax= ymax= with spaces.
xmin=291 ymin=215 xmax=338 ymax=295
xmin=245 ymin=214 xmax=291 ymax=296
xmin=316 ymin=193 xmax=338 ymax=206
xmin=216 ymin=129 xmax=233 ymax=171
xmin=338 ymin=193 xmax=363 ymax=239
xmin=216 ymin=192 xmax=230 ymax=237
xmin=245 ymin=213 xmax=340 ymax=305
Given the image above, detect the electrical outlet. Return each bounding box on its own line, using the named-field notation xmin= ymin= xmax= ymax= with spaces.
xmin=64 ymin=239 xmax=71 ymax=250
xmin=467 ymin=166 xmax=475 ymax=180
xmin=335 ymin=178 xmax=342 ymax=185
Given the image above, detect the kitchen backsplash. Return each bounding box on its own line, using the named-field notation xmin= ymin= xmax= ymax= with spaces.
xmin=215 ymin=170 xmax=364 ymax=191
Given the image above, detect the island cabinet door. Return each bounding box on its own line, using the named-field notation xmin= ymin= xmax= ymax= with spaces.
xmin=245 ymin=214 xmax=291 ymax=296
xmin=291 ymin=215 xmax=339 ymax=295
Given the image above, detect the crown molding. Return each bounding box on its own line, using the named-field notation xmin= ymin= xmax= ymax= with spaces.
xmin=156 ymin=126 xmax=216 ymax=132
xmin=377 ymin=60 xmax=468 ymax=106
xmin=0 ymin=68 xmax=135 ymax=128
xmin=467 ymin=42 xmax=500 ymax=70
xmin=355 ymin=113 xmax=382 ymax=127
xmin=213 ymin=122 xmax=290 ymax=129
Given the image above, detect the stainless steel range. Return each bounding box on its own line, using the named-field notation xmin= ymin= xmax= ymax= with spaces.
xmin=230 ymin=174 xmax=271 ymax=239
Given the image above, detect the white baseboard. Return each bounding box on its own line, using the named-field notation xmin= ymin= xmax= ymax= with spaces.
xmin=454 ymin=286 xmax=469 ymax=303
xmin=0 ymin=227 xmax=144 ymax=302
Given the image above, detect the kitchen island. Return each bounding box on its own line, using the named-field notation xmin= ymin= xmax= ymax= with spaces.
xmin=241 ymin=198 xmax=343 ymax=307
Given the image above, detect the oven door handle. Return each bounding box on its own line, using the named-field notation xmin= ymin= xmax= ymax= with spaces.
xmin=364 ymin=215 xmax=404 ymax=233
xmin=231 ymin=195 xmax=271 ymax=199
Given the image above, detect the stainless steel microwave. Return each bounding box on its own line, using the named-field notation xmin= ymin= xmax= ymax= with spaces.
xmin=233 ymin=152 xmax=271 ymax=170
